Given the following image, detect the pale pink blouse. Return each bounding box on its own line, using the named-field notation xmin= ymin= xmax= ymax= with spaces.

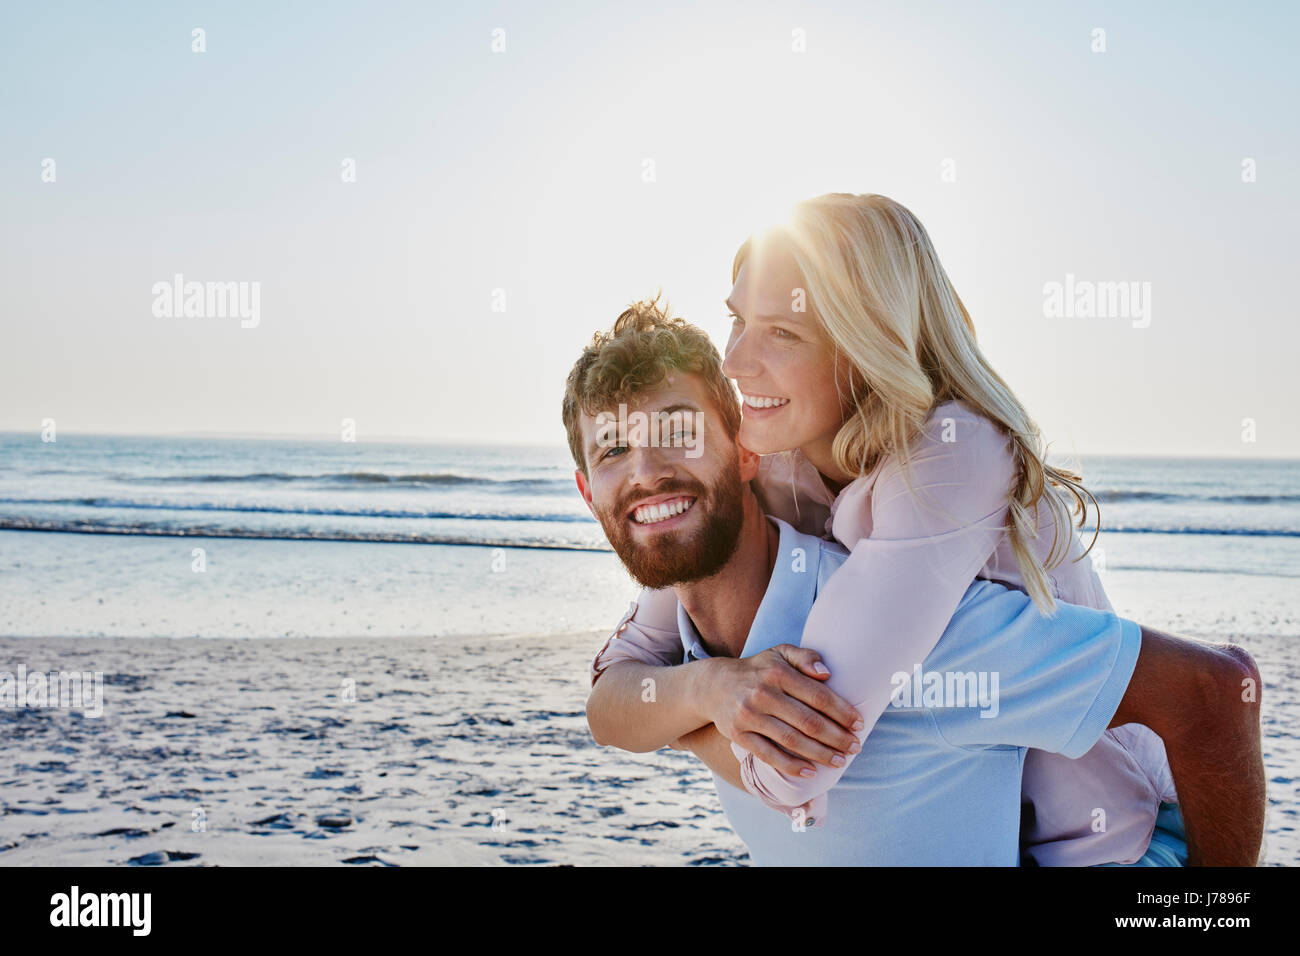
xmin=591 ymin=400 xmax=1175 ymax=866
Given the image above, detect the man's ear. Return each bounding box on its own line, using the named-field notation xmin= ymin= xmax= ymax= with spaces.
xmin=574 ymin=467 xmax=597 ymax=518
xmin=737 ymin=438 xmax=761 ymax=483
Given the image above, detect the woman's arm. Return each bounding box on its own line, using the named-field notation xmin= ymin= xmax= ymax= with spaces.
xmin=586 ymin=585 xmax=699 ymax=751
xmin=590 ymin=647 xmax=863 ymax=766
xmin=673 ymin=723 xmax=747 ymax=792
xmin=588 ymin=586 xmax=684 ymax=688
xmin=589 ymin=659 xmax=720 ymax=751
xmin=731 ymin=404 xmax=1017 ymax=812
xmin=587 ymin=581 xmax=863 ymax=764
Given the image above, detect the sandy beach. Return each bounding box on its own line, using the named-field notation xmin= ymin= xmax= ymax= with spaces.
xmin=0 ymin=631 xmax=748 ymax=867
xmin=2 ymin=625 xmax=1295 ymax=867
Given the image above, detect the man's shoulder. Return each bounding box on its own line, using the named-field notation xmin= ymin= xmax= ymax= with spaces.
xmin=767 ymin=516 xmax=848 ymax=577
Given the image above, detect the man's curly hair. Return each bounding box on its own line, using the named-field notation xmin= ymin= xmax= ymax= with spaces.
xmin=562 ymin=294 xmax=740 ymax=476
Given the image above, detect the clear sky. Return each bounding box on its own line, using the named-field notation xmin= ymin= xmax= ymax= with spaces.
xmin=3 ymin=1 xmax=1297 ymax=458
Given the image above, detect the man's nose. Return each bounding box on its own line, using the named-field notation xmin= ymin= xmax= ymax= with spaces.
xmin=625 ymin=442 xmax=676 ymax=489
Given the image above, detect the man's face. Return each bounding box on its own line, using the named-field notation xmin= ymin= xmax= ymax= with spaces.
xmin=574 ymin=372 xmax=754 ymax=589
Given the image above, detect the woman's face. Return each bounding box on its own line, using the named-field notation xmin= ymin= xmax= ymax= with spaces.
xmin=722 ymin=235 xmax=853 ymax=480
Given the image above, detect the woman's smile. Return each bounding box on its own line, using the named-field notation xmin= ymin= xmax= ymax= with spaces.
xmin=740 ymin=392 xmax=791 ymax=418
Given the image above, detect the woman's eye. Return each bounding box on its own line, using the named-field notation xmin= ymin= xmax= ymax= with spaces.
xmin=773 ymin=327 xmax=799 ymax=341
xmin=729 ymin=313 xmax=744 ymax=327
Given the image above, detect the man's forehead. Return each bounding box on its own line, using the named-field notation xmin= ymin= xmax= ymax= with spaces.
xmin=580 ymin=374 xmax=707 ymax=425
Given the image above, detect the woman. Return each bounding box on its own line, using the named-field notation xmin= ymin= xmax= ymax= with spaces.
xmin=593 ymin=193 xmax=1176 ymax=865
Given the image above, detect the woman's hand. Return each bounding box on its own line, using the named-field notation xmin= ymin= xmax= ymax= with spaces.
xmin=702 ymin=645 xmax=864 ymax=778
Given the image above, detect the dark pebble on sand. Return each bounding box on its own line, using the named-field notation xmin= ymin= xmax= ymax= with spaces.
xmin=316 ymin=815 xmax=353 ymax=829
xmin=251 ymin=813 xmax=293 ymax=828
xmin=127 ymin=849 xmax=201 ymax=866
xmin=96 ymin=827 xmax=151 ymax=838
xmin=306 ymin=767 xmax=346 ymax=779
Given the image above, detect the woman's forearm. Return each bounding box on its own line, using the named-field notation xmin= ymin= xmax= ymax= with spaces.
xmin=676 ymin=723 xmax=746 ymax=792
xmin=586 ymin=659 xmax=719 ymax=751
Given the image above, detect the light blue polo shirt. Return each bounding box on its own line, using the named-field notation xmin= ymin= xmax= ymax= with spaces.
xmin=677 ymin=516 xmax=1141 ymax=866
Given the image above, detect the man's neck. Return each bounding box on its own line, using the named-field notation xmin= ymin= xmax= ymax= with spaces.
xmin=674 ymin=490 xmax=779 ymax=659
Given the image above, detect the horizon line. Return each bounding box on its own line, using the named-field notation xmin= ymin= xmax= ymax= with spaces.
xmin=1 ymin=428 xmax=1297 ymax=462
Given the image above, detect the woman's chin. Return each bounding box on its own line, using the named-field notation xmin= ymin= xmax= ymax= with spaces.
xmin=738 ymin=420 xmax=794 ymax=456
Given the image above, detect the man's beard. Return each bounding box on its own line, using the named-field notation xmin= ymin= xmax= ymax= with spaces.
xmin=595 ymin=459 xmax=746 ymax=590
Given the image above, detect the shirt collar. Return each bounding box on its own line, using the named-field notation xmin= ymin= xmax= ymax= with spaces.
xmin=675 ymin=515 xmax=822 ymax=661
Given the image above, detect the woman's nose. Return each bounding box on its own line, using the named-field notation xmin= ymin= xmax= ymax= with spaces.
xmin=722 ymin=328 xmax=758 ymax=379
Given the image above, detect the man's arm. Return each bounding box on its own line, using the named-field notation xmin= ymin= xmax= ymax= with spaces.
xmin=1111 ymin=627 xmax=1264 ymax=866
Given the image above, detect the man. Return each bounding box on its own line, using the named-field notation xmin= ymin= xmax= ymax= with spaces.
xmin=563 ymin=300 xmax=1264 ymax=865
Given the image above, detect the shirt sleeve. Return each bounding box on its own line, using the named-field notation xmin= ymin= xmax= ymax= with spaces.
xmin=927 ymin=583 xmax=1141 ymax=753
xmin=730 ymin=403 xmax=1017 ymax=812
xmin=590 ymin=585 xmax=684 ymax=687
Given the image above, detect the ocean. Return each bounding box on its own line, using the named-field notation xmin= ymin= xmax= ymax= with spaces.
xmin=0 ymin=431 xmax=1296 ymax=639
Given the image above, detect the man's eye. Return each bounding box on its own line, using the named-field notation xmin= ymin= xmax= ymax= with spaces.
xmin=602 ymin=445 xmax=627 ymax=460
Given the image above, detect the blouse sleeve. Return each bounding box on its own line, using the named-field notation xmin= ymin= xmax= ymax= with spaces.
xmin=729 ymin=404 xmax=1018 ymax=813
xmin=590 ymin=585 xmax=684 ymax=687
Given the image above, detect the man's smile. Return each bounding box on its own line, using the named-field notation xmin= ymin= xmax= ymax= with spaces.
xmin=628 ymin=494 xmax=697 ymax=526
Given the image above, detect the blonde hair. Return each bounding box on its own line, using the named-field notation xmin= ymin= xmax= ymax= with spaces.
xmin=733 ymin=193 xmax=1098 ymax=614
